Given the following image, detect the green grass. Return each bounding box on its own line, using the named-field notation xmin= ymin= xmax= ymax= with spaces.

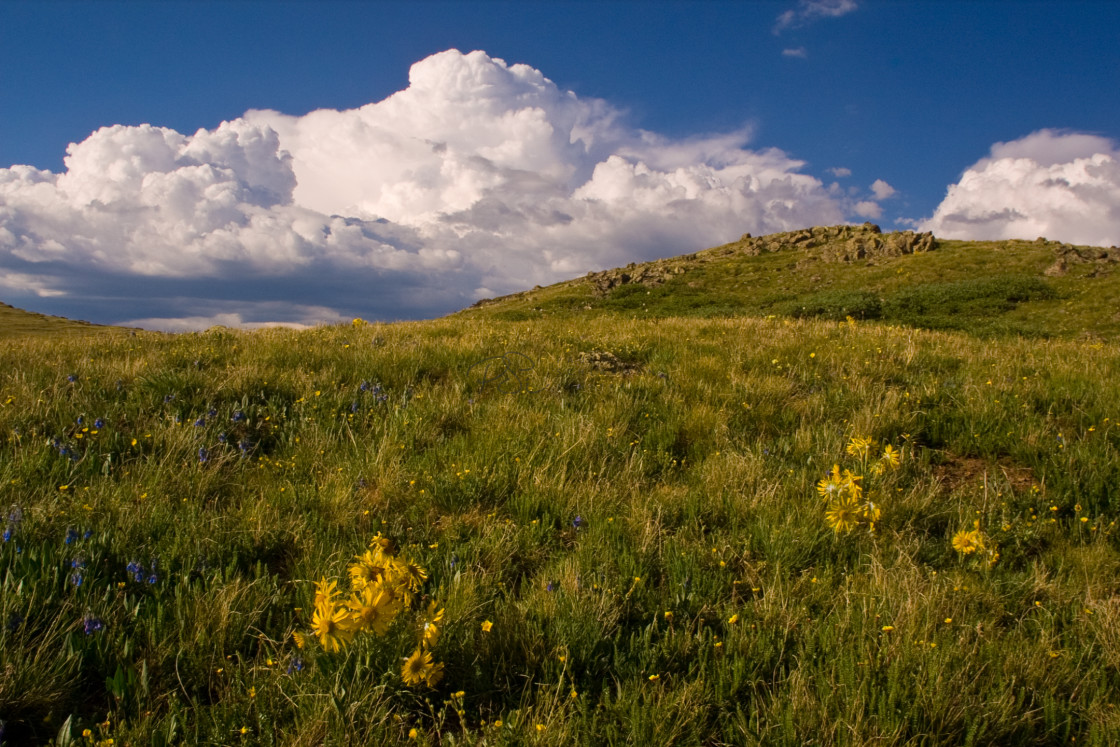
xmin=3 ymin=225 xmax=1120 ymax=744
xmin=462 ymin=231 xmax=1120 ymax=342
xmin=0 ymin=302 xmax=126 ymax=339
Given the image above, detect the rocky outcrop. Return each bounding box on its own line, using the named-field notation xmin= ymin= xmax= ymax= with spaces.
xmin=585 ymin=258 xmax=690 ymax=294
xmin=1043 ymin=242 xmax=1120 ymax=277
xmin=583 ymin=223 xmax=939 ymax=296
xmin=731 ymin=223 xmax=937 ymax=261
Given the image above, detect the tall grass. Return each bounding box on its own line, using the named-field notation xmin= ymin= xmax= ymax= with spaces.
xmin=1 ymin=313 xmax=1118 ymax=745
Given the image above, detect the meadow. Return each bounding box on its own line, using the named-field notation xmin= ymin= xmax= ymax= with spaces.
xmin=2 ymin=232 xmax=1120 ymax=744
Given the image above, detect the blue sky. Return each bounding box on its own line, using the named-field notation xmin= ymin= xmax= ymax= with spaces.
xmin=2 ymin=0 xmax=1119 ymax=329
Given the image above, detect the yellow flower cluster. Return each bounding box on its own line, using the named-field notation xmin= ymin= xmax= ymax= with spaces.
xmin=952 ymin=521 xmax=999 ymax=566
xmin=304 ymin=532 xmax=445 ymax=688
xmin=820 ymin=436 xmax=901 ymax=534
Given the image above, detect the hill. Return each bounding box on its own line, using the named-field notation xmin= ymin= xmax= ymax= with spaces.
xmin=459 ymin=223 xmax=1120 ymax=341
xmin=0 ymin=301 xmax=126 ymax=339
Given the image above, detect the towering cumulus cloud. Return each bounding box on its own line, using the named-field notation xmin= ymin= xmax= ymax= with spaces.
xmin=0 ymin=49 xmax=851 ymax=329
xmin=921 ymin=129 xmax=1120 ymax=247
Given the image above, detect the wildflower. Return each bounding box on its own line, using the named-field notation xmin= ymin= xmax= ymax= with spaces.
xmin=408 ymin=728 xmax=418 ymax=740
xmin=94 ymin=418 xmax=105 ymax=429
xmin=952 ymin=529 xmax=984 ymax=554
xmin=311 ymin=600 xmax=355 ymax=653
xmin=728 ymin=613 xmax=739 ymax=624
xmin=880 ymin=444 xmax=900 ymax=469
xmin=572 ymin=515 xmax=584 ymax=529
xmin=194 ymin=417 xmax=206 ymax=427
xmin=68 ymin=374 xmax=77 ymax=383
xmin=1 ymin=528 xmax=9 ymax=542
xmin=348 ymin=585 xmax=398 ymax=635
xmin=314 ymin=577 xmax=341 ymax=608
xmin=65 ymin=528 xmax=79 ymax=545
xmin=83 ymin=616 xmax=104 ymax=635
xmin=663 ymin=611 xmax=673 ymax=621
xmin=817 ymin=464 xmax=845 ymax=500
xmin=71 ymin=572 xmax=84 ymax=587
xmin=481 ymin=620 xmax=493 ymax=632
xmin=847 ymin=436 xmax=874 ymax=459
xmin=825 ymin=495 xmax=862 ymax=534
xmin=648 ymin=674 xmax=660 ymax=681
xmin=400 ymin=559 xmax=428 ymax=592
xmin=348 ymin=551 xmax=387 ymax=589
xmin=401 ymin=648 xmax=438 ymax=687
xmin=881 ymin=625 xmax=894 ymax=632
xmin=198 ymin=447 xmax=209 ymax=463
xmin=286 ymin=656 xmax=304 ymax=674
xmin=232 ymin=411 xmax=246 ymax=423
xmin=546 ymin=581 xmax=557 ymax=592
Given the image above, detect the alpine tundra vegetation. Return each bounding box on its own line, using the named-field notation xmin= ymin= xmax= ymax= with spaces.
xmin=2 ymin=225 xmax=1120 ymax=745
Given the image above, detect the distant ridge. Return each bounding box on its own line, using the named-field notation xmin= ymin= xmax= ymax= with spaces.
xmin=0 ymin=301 xmax=128 ymax=338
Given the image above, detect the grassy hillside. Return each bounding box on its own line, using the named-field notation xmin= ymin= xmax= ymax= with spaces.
xmin=460 ymin=224 xmax=1120 ymax=342
xmin=2 ymin=227 xmax=1120 ymax=745
xmin=0 ymin=302 xmax=125 ymax=339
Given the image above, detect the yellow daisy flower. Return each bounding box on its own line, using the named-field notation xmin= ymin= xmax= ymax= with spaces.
xmin=312 ymin=600 xmax=355 ymax=653
xmin=401 ymin=648 xmax=437 ymax=687
xmin=951 ymin=529 xmax=985 ymax=554
xmin=825 ymin=495 xmax=862 ymax=534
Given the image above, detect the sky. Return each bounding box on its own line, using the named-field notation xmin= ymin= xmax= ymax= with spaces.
xmin=1 ymin=0 xmax=1119 ymax=330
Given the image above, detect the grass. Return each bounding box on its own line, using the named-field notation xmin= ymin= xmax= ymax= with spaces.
xmin=2 ymin=225 xmax=1120 ymax=744
xmin=0 ymin=302 xmax=125 ymax=340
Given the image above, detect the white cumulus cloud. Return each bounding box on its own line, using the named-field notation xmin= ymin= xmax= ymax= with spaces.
xmin=920 ymin=129 xmax=1120 ymax=247
xmin=870 ymin=179 xmax=896 ymax=200
xmin=1 ymin=49 xmax=861 ymax=329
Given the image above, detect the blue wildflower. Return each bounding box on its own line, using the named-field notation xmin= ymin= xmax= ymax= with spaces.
xmin=232 ymin=410 xmax=246 ymax=422
xmin=83 ymin=616 xmax=104 ymax=635
xmin=71 ymin=557 xmax=86 ymax=569
xmin=199 ymin=447 xmax=209 ymax=463
xmin=64 ymin=528 xmax=79 ymax=545
xmin=287 ymin=656 xmax=304 ymax=674
xmin=2 ymin=529 xmax=10 ymax=542
xmin=572 ymin=515 xmax=584 ymax=530
xmin=6 ymin=507 xmax=20 ymax=525
xmin=218 ymin=432 xmax=227 ymax=444
xmin=350 ymin=401 xmax=359 ymax=413
xmin=238 ymin=439 xmax=252 ymax=455
xmin=70 ymin=572 xmax=83 ymax=587
xmin=94 ymin=418 xmax=105 ymax=429
xmin=164 ymin=394 xmax=175 ymax=403
xmin=546 ymin=581 xmax=557 ymax=592
xmin=126 ymin=561 xmax=142 ymax=577
xmin=208 ymin=408 xmax=218 ymax=417
xmin=76 ymin=415 xmax=84 ymax=426
xmin=360 ymin=380 xmax=371 ymax=392
xmin=194 ymin=417 xmax=206 ymax=427
xmin=83 ymin=529 xmax=92 ymax=540
xmin=67 ymin=374 xmax=78 ymax=383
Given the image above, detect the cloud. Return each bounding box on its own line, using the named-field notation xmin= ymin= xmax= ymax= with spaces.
xmin=870 ymin=179 xmax=896 ymax=200
xmin=774 ymin=0 xmax=858 ymax=34
xmin=782 ymin=47 xmax=808 ymax=59
xmin=919 ymin=129 xmax=1120 ymax=247
xmin=827 ymin=167 xmax=851 ymax=178
xmin=853 ymin=201 xmax=882 ymax=219
xmin=1 ymin=49 xmax=859 ymax=329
